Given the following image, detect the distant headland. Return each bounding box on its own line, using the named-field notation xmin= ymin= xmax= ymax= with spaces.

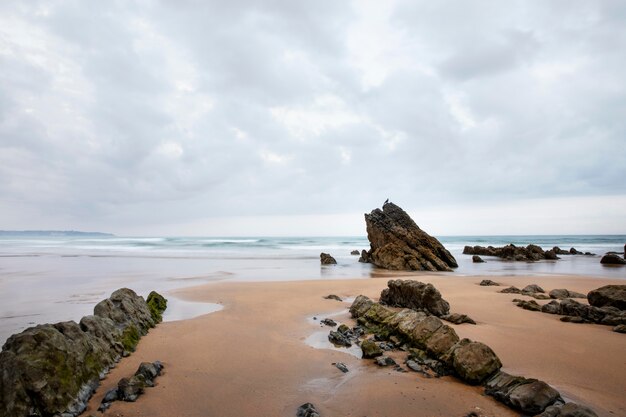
xmin=0 ymin=230 xmax=114 ymax=237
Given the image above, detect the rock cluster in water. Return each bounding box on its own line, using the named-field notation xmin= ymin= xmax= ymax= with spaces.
xmin=463 ymin=244 xmax=593 ymax=262
xmin=360 ymin=201 xmax=457 ymax=271
xmin=345 ymin=280 xmax=597 ymax=416
xmin=0 ymin=288 xmax=167 ymax=417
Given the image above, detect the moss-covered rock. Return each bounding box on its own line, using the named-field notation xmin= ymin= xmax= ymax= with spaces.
xmin=146 ymin=291 xmax=168 ymax=323
xmin=361 ymin=339 xmax=383 ymax=359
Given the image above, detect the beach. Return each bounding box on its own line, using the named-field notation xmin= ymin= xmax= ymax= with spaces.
xmin=83 ymin=274 xmax=626 ymax=417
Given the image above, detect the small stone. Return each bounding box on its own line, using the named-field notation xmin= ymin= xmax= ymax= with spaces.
xmin=350 ymin=250 xmax=360 ymax=255
xmin=328 ymin=330 xmax=351 ymax=347
xmin=479 ymin=279 xmax=500 ymax=286
xmin=320 ymin=318 xmax=337 ymax=327
xmin=375 ymin=356 xmax=396 ymax=367
xmin=333 ymin=362 xmax=349 ymax=373
xmin=323 ymin=294 xmax=342 ymax=301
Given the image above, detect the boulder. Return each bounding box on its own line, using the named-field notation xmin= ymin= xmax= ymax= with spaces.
xmin=146 ymin=291 xmax=168 ymax=323
xmin=600 ymin=254 xmax=626 ymax=265
xmin=362 ymin=202 xmax=457 ymax=271
xmin=522 ymin=284 xmax=545 ymax=294
xmin=479 ymin=279 xmax=500 ymax=286
xmin=297 ymin=403 xmax=320 ymax=417
xmin=380 ymin=279 xmax=450 ymax=316
xmin=328 ymin=330 xmax=351 ymax=347
xmin=484 ymin=371 xmax=562 ymax=415
xmin=448 ymin=340 xmax=502 ymax=384
xmin=513 ymin=299 xmax=542 ymax=312
xmin=320 ymin=253 xmax=337 ymax=265
xmin=549 ymin=289 xmax=586 ymax=300
xmin=358 ymin=249 xmax=370 ymax=263
xmin=441 ymin=313 xmax=476 ymax=325
xmin=472 ymin=255 xmax=485 ymax=263
xmin=587 ymin=285 xmax=626 ymax=310
xmin=0 ymin=289 xmax=166 ymax=417
xmin=541 ymin=301 xmax=562 ymax=315
xmin=536 ymin=403 xmax=598 ymax=417
xmin=350 ymin=250 xmax=360 ymax=255
xmin=500 ymin=286 xmax=522 ymax=294
xmin=360 ymin=339 xmax=383 ymax=358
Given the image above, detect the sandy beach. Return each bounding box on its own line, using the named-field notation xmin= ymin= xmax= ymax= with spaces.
xmin=84 ymin=274 xmax=626 ymax=417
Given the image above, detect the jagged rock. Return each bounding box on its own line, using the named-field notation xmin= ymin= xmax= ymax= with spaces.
xmin=522 ymin=284 xmax=545 ymax=293
xmin=446 ymin=339 xmax=502 ymax=384
xmin=380 ymin=279 xmax=450 ymax=316
xmin=560 ymin=316 xmax=587 ymax=323
xmin=333 ymin=362 xmax=349 ymax=373
xmin=361 ymin=339 xmax=383 ymax=358
xmin=358 ymin=249 xmax=369 ymax=263
xmin=479 ymin=279 xmax=500 ymax=286
xmin=297 ymin=402 xmax=320 ymax=417
xmin=0 ymin=289 xmax=165 ymax=417
xmin=320 ymin=318 xmax=337 ymax=327
xmin=375 ymin=356 xmax=396 ymax=366
xmin=463 ymin=244 xmax=561 ymax=262
xmin=549 ymin=289 xmax=586 ymax=300
xmin=484 ymin=371 xmax=562 ymax=414
xmin=323 ymin=294 xmax=342 ymax=301
xmin=135 ymin=361 xmax=163 ymax=387
xmin=587 ymin=285 xmax=626 ymax=310
xmin=537 ymin=403 xmax=599 ymax=417
xmin=101 ymin=361 xmax=163 ymax=409
xmin=514 ymin=299 xmax=542 ymax=311
xmin=441 ymin=313 xmax=476 ymax=325
xmin=362 ymin=202 xmax=457 ymax=271
xmin=146 ymin=291 xmax=168 ymax=323
xmin=472 ymin=255 xmax=485 ymax=263
xmin=600 ymin=253 xmax=626 ymax=265
xmin=328 ymin=331 xmax=351 ymax=347
xmin=500 ymin=286 xmax=522 ymax=294
xmin=117 ymin=375 xmax=145 ymax=402
xmin=320 ymin=253 xmax=337 ymax=265
xmin=541 ymin=300 xmax=562 ymax=315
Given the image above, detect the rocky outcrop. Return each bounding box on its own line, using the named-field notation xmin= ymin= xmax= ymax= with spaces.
xmin=320 ymin=253 xmax=337 ymax=265
xmin=0 ymin=288 xmax=166 ymax=417
xmin=463 ymin=244 xmax=560 ymax=262
xmin=99 ymin=361 xmax=163 ymax=411
xmin=587 ymin=285 xmax=626 ymax=309
xmin=600 ymin=254 xmax=626 ymax=265
xmin=380 ymin=279 xmax=450 ymax=316
xmin=348 ymin=290 xmax=596 ymax=415
xmin=362 ymin=202 xmax=457 ymax=271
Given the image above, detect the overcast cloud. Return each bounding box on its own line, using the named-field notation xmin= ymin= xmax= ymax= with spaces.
xmin=1 ymin=0 xmax=625 ymax=235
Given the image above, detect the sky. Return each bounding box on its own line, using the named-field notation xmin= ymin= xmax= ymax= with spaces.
xmin=0 ymin=0 xmax=625 ymax=236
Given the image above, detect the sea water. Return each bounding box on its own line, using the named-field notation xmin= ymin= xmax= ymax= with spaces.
xmin=0 ymin=235 xmax=624 ymax=343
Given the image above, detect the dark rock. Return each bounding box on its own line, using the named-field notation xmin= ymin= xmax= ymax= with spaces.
xmin=536 ymin=403 xmax=599 ymax=417
xmin=320 ymin=318 xmax=337 ymax=327
xmin=380 ymin=279 xmax=450 ymax=316
xmin=361 ymin=339 xmax=383 ymax=358
xmin=358 ymin=249 xmax=370 ymax=263
xmin=135 ymin=361 xmax=162 ymax=387
xmin=532 ymin=293 xmax=552 ymax=300
xmin=514 ymin=299 xmax=542 ymax=311
xmin=441 ymin=313 xmax=476 ymax=325
xmin=479 ymin=279 xmax=500 ymax=286
xmin=472 ymin=255 xmax=485 ymax=263
xmin=320 ymin=253 xmax=337 ymax=265
xmin=362 ymin=202 xmax=457 ymax=271
xmin=328 ymin=330 xmax=351 ymax=347
xmin=552 ymin=246 xmax=570 ymax=255
xmin=541 ymin=300 xmax=562 ymax=315
xmin=600 ymin=254 xmax=626 ymax=265
xmin=296 ymin=402 xmax=320 ymax=417
xmin=323 ymin=294 xmax=342 ymax=301
xmin=484 ymin=371 xmax=562 ymax=414
xmin=587 ymin=285 xmax=626 ymax=309
xmin=146 ymin=291 xmax=167 ymax=323
xmin=464 ymin=244 xmax=560 ymax=262
xmin=350 ymin=250 xmax=360 ymax=255
xmin=613 ymin=324 xmax=626 ymax=333
xmin=549 ymin=289 xmax=586 ymax=300
xmin=522 ymin=284 xmax=545 ymax=294
xmin=447 ymin=339 xmax=502 ymax=384
xmin=0 ymin=288 xmax=165 ymax=417
xmin=560 ymin=316 xmax=587 ymax=323
xmin=117 ymin=375 xmax=145 ymax=402
xmin=333 ymin=362 xmax=349 ymax=373
xmin=500 ymin=286 xmax=522 ymax=294
xmin=375 ymin=356 xmax=396 ymax=366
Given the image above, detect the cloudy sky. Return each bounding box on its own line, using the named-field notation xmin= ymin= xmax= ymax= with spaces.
xmin=1 ymin=0 xmax=625 ymax=236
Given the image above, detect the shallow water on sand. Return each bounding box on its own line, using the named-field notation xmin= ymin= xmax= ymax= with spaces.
xmin=0 ymin=235 xmax=624 ymax=344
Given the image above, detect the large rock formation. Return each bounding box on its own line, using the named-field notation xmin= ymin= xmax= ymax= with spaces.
xmin=0 ymin=288 xmax=166 ymax=417
xmin=588 ymin=285 xmax=626 ymax=310
xmin=380 ymin=279 xmax=450 ymax=316
xmin=362 ymin=202 xmax=457 ymax=271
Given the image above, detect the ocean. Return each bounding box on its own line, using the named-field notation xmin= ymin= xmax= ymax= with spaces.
xmin=1 ymin=234 xmax=624 ymax=344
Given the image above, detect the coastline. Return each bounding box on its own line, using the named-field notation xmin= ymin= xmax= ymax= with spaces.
xmin=85 ymin=274 xmax=626 ymax=417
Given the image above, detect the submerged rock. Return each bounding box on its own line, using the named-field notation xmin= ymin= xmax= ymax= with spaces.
xmin=362 ymin=201 xmax=457 ymax=271
xmin=320 ymin=253 xmax=337 ymax=265
xmin=380 ymin=279 xmax=450 ymax=316
xmin=0 ymin=289 xmax=166 ymax=417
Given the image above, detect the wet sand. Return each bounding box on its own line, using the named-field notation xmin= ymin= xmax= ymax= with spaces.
xmin=86 ymin=275 xmax=626 ymax=417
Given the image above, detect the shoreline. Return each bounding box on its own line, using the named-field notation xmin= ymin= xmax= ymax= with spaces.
xmin=85 ymin=274 xmax=625 ymax=417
